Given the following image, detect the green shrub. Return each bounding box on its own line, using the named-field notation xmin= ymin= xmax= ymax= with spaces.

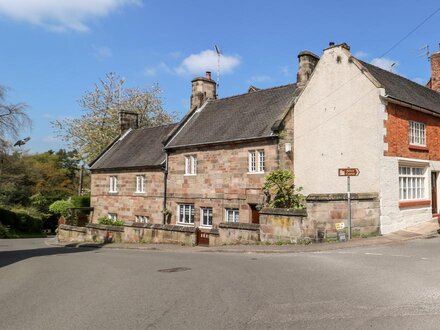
xmin=49 ymin=200 xmax=74 ymax=218
xmin=70 ymin=195 xmax=90 ymax=208
xmin=262 ymin=170 xmax=305 ymax=209
xmin=0 ymin=205 xmax=45 ymax=233
xmin=98 ymin=217 xmax=124 ymax=226
xmin=0 ymin=224 xmax=11 ymax=238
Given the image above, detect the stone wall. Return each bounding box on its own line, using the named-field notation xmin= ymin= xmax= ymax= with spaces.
xmin=218 ymin=222 xmax=260 ymax=244
xmin=85 ymin=223 xmax=125 ymax=243
xmin=57 ymin=224 xmax=87 ymax=243
xmin=259 ymin=208 xmax=309 ymax=243
xmin=124 ymin=223 xmax=195 ymax=245
xmin=306 ymin=193 xmax=380 ymax=237
xmin=166 ymin=140 xmax=279 ymax=227
xmin=90 ymin=168 xmax=164 ymax=224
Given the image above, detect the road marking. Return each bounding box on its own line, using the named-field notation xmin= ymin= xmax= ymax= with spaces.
xmin=390 ymin=254 xmax=411 ymax=258
xmin=365 ymin=252 xmax=383 ymax=256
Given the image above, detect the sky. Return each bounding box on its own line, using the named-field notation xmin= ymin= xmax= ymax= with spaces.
xmin=0 ymin=0 xmax=439 ymax=153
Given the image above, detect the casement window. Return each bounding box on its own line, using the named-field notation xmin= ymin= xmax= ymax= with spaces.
xmin=201 ymin=207 xmax=213 ymax=227
xmin=409 ymin=121 xmax=426 ymax=146
xmin=178 ymin=204 xmax=195 ymax=224
xmin=225 ymin=208 xmax=239 ymax=223
xmin=399 ymin=166 xmax=426 ymax=200
xmin=248 ymin=150 xmax=265 ymax=173
xmin=108 ymin=213 xmax=118 ymax=221
xmin=135 ymin=175 xmax=145 ymax=193
xmin=109 ymin=176 xmax=118 ymax=193
xmin=185 ymin=155 xmax=197 ymax=175
xmin=135 ymin=215 xmax=148 ymax=223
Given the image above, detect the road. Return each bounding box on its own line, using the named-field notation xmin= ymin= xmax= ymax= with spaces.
xmin=1 ymin=238 xmax=440 ymax=330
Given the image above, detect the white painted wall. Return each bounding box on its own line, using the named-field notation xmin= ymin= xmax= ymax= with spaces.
xmin=379 ymin=157 xmax=432 ymax=234
xmin=294 ymin=46 xmax=384 ymax=195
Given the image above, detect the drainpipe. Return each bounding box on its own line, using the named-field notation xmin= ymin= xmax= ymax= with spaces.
xmin=163 ymin=152 xmax=169 ymax=224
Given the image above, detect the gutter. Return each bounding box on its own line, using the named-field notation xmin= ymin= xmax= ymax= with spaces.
xmin=383 ymin=96 xmax=440 ymax=119
xmin=163 ymin=151 xmax=169 ymax=224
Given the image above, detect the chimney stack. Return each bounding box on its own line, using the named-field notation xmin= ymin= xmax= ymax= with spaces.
xmin=297 ymin=51 xmax=320 ymax=87
xmin=430 ymin=51 xmax=440 ymax=93
xmin=119 ymin=110 xmax=139 ymax=134
xmin=190 ymin=71 xmax=217 ymax=111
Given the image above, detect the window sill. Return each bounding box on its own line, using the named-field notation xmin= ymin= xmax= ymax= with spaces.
xmin=176 ymin=222 xmax=195 ymax=226
xmin=199 ymin=225 xmax=212 ymax=229
xmin=399 ymin=200 xmax=431 ymax=208
xmin=247 ymin=172 xmax=265 ymax=175
xmin=108 ymin=191 xmax=118 ymax=194
xmin=409 ymin=145 xmax=429 ymax=152
xmin=134 ymin=192 xmax=146 ymax=195
xmin=184 ymin=174 xmax=197 ymax=176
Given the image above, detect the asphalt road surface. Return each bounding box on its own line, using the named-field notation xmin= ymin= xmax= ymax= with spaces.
xmin=1 ymin=238 xmax=440 ymax=330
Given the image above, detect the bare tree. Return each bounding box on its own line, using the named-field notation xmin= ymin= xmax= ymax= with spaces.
xmin=0 ymin=86 xmax=31 ymax=154
xmin=53 ymin=73 xmax=177 ymax=163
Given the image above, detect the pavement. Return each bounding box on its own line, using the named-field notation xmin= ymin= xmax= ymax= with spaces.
xmin=48 ymin=218 xmax=440 ymax=254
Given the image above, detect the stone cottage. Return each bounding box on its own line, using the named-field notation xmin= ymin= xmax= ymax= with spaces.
xmin=89 ymin=115 xmax=176 ymax=224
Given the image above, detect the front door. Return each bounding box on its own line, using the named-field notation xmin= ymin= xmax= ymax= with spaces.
xmin=432 ymin=172 xmax=438 ymax=215
xmin=249 ymin=204 xmax=260 ymax=224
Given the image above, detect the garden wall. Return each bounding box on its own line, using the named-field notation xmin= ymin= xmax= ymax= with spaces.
xmin=259 ymin=208 xmax=309 ymax=243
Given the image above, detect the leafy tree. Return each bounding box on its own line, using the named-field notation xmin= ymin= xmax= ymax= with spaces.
xmin=53 ymin=73 xmax=177 ymax=163
xmin=0 ymin=86 xmax=30 ymax=153
xmin=262 ymin=170 xmax=305 ymax=209
xmin=0 ymin=149 xmax=85 ymax=212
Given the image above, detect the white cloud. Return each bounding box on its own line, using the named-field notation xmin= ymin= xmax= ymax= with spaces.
xmin=354 ymin=51 xmax=368 ymax=59
xmin=370 ymin=57 xmax=398 ymax=72
xmin=176 ymin=49 xmax=240 ymax=76
xmin=0 ymin=0 xmax=141 ymax=32
xmin=93 ymin=45 xmax=112 ymax=59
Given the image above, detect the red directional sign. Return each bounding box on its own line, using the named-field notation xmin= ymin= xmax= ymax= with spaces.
xmin=338 ymin=168 xmax=360 ymax=177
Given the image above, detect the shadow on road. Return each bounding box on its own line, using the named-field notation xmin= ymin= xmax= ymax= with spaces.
xmin=0 ymin=245 xmax=99 ymax=268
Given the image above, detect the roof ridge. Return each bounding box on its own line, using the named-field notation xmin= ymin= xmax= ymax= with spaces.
xmin=133 ymin=122 xmax=178 ymax=131
xmin=209 ymin=83 xmax=296 ymax=103
xmin=358 ymin=58 xmax=440 ymax=95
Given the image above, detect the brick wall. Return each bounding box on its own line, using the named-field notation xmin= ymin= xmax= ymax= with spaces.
xmin=166 ymin=139 xmax=282 ymax=227
xmin=90 ymin=169 xmax=164 ymax=223
xmin=430 ymin=52 xmax=440 ymax=93
xmin=384 ymin=102 xmax=440 ymax=160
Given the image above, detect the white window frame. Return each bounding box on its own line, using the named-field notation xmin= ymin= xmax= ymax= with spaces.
xmin=399 ymin=165 xmax=426 ymax=201
xmin=409 ymin=121 xmax=426 ymax=146
xmin=248 ymin=150 xmax=265 ymax=173
xmin=177 ymin=204 xmax=195 ymax=224
xmin=185 ymin=155 xmax=197 ymax=175
xmin=225 ymin=208 xmax=239 ymax=223
xmin=108 ymin=213 xmax=117 ymax=221
xmin=135 ymin=175 xmax=145 ymax=193
xmin=109 ymin=176 xmax=118 ymax=193
xmin=135 ymin=215 xmax=148 ymax=223
xmin=200 ymin=207 xmax=213 ymax=227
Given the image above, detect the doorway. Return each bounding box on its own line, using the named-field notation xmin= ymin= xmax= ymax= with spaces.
xmin=249 ymin=204 xmax=260 ymax=224
xmin=432 ymin=172 xmax=438 ymax=215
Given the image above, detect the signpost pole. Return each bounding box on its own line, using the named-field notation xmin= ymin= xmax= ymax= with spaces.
xmin=347 ymin=175 xmax=352 ymax=240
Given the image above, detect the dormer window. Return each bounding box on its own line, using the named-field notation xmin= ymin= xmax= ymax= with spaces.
xmin=409 ymin=121 xmax=426 ymax=146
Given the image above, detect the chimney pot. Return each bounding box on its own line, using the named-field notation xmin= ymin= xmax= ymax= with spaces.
xmin=206 ymin=71 xmax=212 ymax=80
xmin=329 ymin=42 xmax=335 ymax=46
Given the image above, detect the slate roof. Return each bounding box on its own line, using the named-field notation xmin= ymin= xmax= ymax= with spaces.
xmin=166 ymin=84 xmax=297 ymax=149
xmin=359 ymin=59 xmax=440 ymax=114
xmin=90 ymin=123 xmax=177 ymax=170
